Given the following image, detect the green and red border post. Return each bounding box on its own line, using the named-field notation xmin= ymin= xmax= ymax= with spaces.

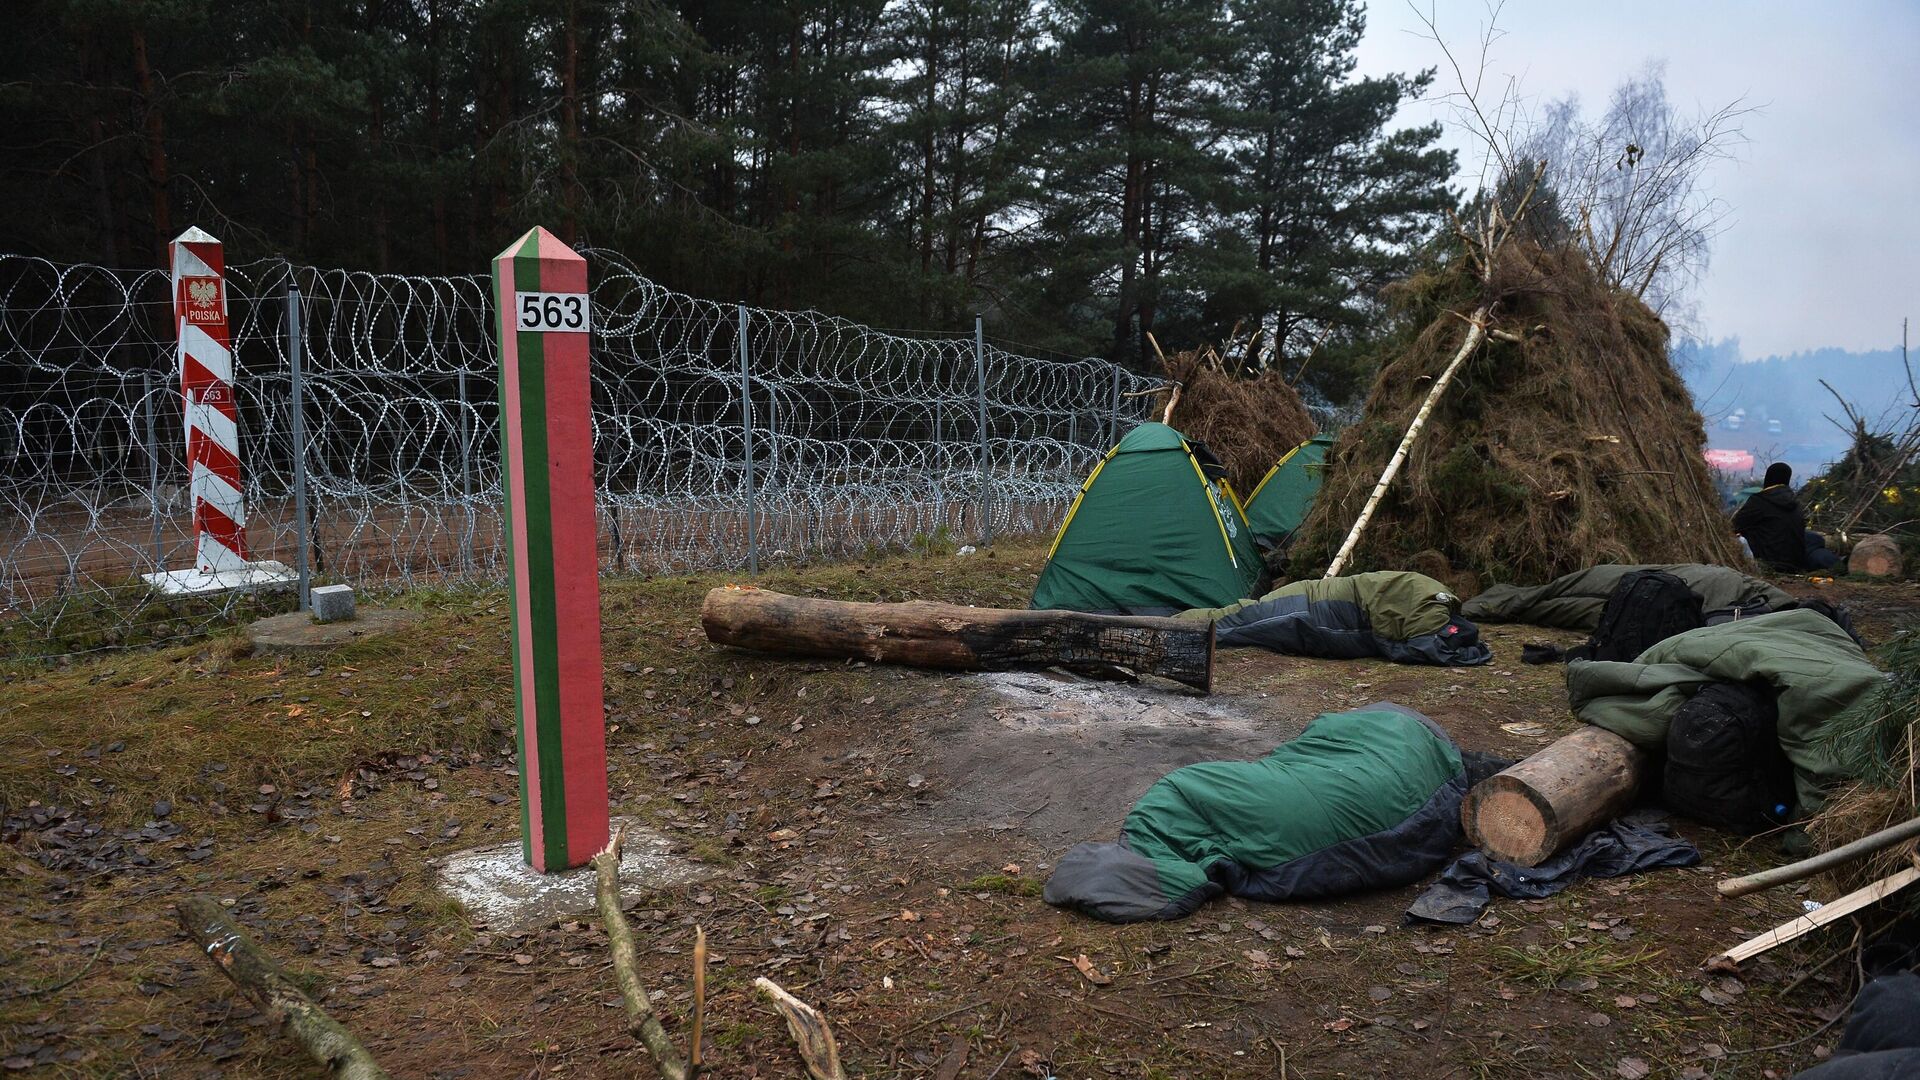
xmin=492 ymin=227 xmax=609 ymax=872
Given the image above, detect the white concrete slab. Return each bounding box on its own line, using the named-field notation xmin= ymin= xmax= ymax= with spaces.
xmin=141 ymin=560 xmax=297 ymax=596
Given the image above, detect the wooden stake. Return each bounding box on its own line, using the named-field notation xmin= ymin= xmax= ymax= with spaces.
xmin=690 ymin=926 xmax=707 ymax=1077
xmin=1717 ymin=816 xmax=1920 ymax=898
xmin=176 ymin=896 xmax=392 ymax=1080
xmin=592 ymin=827 xmax=690 ymax=1080
xmin=701 ymin=586 xmax=1216 ymax=691
xmin=1707 ymin=865 xmax=1920 ymax=968
xmin=1324 ymin=305 xmax=1491 ymax=577
xmin=755 ymin=977 xmax=847 ymax=1080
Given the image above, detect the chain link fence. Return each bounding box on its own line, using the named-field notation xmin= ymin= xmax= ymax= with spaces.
xmin=0 ymin=249 xmax=1157 ymax=659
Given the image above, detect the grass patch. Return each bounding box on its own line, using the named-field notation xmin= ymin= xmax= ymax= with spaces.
xmin=964 ymin=873 xmax=1043 ymax=898
xmin=1489 ymin=941 xmax=1664 ymax=986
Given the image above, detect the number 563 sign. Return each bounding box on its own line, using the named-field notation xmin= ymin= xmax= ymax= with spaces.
xmin=515 ymin=291 xmax=591 ymax=333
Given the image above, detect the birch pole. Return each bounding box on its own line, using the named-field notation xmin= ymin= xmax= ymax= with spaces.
xmin=1324 ymin=305 xmax=1491 ymax=578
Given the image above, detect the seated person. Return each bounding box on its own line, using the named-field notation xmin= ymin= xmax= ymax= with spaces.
xmin=1733 ymin=463 xmax=1839 ymax=571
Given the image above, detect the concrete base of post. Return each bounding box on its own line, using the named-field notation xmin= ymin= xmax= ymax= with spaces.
xmin=142 ymin=560 xmax=296 ymax=596
xmin=246 ymin=608 xmax=422 ymax=653
xmin=430 ymin=819 xmax=712 ymax=932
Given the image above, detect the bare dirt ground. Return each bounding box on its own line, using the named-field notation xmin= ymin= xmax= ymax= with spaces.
xmin=2 ymin=546 xmax=1914 ymax=1079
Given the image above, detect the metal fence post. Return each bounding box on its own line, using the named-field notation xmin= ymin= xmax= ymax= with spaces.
xmin=457 ymin=364 xmax=473 ymax=574
xmin=739 ymin=302 xmax=757 ymax=575
xmin=975 ymin=315 xmax=990 ymax=546
xmin=143 ymin=371 xmax=163 ymax=572
xmin=287 ymin=283 xmax=311 ymax=610
xmin=1108 ymin=365 xmax=1122 ymax=445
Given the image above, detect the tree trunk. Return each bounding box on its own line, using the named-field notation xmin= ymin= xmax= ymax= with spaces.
xmin=370 ymin=90 xmax=389 ymax=270
xmin=558 ymin=0 xmax=580 ymax=245
xmin=701 ymin=587 xmax=1215 ymax=691
xmin=129 ymin=27 xmax=170 ymax=261
xmin=1462 ymin=726 xmax=1649 ymax=866
xmin=426 ymin=0 xmax=448 ymax=267
xmin=918 ymin=6 xmax=938 ymax=320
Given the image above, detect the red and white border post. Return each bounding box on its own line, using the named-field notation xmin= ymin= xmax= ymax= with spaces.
xmin=142 ymin=226 xmax=294 ymax=595
xmin=493 ymin=227 xmax=609 ymax=872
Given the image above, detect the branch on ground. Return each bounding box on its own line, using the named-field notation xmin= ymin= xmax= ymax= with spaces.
xmin=176 ymin=895 xmax=392 ymax=1080
xmin=593 ymin=826 xmax=692 ymax=1080
xmin=755 ymin=976 xmax=848 ymax=1080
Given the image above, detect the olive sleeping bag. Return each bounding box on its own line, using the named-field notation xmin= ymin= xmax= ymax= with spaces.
xmin=1464 ymin=563 xmax=1791 ymax=629
xmin=1043 ymin=704 xmax=1469 ymax=922
xmin=1177 ymin=571 xmax=1492 ymax=666
xmin=1566 ymin=609 xmax=1883 ymax=816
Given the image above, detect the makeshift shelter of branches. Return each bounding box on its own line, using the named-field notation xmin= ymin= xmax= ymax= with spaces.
xmin=1803 ymin=424 xmax=1920 ymax=561
xmin=1159 ymin=344 xmax=1318 ymax=497
xmin=1288 ymin=240 xmax=1745 ymax=584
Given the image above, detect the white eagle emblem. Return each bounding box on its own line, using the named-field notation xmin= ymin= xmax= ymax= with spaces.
xmin=189 ymin=280 xmax=219 ymax=303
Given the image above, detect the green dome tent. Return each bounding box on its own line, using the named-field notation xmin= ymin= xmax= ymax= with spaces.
xmin=1243 ymin=434 xmax=1335 ymax=545
xmin=1033 ymin=422 xmax=1264 ymax=614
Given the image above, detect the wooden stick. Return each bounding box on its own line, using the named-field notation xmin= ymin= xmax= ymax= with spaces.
xmin=1717 ymin=816 xmax=1920 ymax=898
xmin=176 ymin=896 xmax=392 ymax=1080
xmin=690 ymin=926 xmax=707 ymax=1077
xmin=593 ymin=827 xmax=690 ymax=1080
xmin=1706 ymin=865 xmax=1920 ymax=968
xmin=755 ymin=977 xmax=847 ymax=1080
xmin=1145 ymin=330 xmax=1169 ymax=366
xmin=701 ymin=586 xmax=1216 ymax=691
xmin=1325 ymin=305 xmax=1491 ymax=577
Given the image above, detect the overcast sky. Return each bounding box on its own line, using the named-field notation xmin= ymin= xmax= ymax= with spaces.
xmin=1352 ymin=0 xmax=1919 ymax=360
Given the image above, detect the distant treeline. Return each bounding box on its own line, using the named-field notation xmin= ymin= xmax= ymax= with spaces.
xmin=1 ymin=0 xmax=1455 ymax=376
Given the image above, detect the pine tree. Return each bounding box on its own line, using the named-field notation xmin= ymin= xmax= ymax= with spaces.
xmin=1220 ymin=0 xmax=1453 ymax=378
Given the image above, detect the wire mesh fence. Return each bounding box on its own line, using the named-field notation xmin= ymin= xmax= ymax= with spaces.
xmin=0 ymin=248 xmax=1157 ymax=659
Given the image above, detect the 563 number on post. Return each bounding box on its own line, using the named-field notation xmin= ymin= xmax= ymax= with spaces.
xmin=515 ymin=292 xmax=591 ymax=333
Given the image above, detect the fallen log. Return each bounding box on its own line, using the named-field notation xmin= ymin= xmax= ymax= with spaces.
xmin=1462 ymin=726 xmax=1651 ymax=866
xmin=700 ymin=586 xmax=1215 ymax=692
xmin=176 ymin=896 xmax=391 ymax=1080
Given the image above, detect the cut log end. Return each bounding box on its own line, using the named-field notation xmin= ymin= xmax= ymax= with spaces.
xmin=1468 ymin=784 xmax=1556 ymax=867
xmin=1463 ymin=725 xmax=1649 ymax=866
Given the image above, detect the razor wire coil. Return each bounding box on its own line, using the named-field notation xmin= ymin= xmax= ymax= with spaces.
xmin=0 ymin=249 xmax=1157 ymax=658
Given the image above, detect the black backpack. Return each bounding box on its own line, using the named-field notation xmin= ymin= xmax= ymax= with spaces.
xmin=1572 ymin=569 xmax=1705 ymax=662
xmin=1663 ymin=681 xmax=1795 ymax=833
xmin=1787 ymin=598 xmax=1868 ymax=649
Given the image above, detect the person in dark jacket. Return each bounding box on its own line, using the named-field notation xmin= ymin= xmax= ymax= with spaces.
xmin=1733 ymin=463 xmax=1840 ymax=571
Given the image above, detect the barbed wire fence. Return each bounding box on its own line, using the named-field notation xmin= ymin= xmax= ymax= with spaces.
xmin=0 ymin=249 xmax=1159 ymax=660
